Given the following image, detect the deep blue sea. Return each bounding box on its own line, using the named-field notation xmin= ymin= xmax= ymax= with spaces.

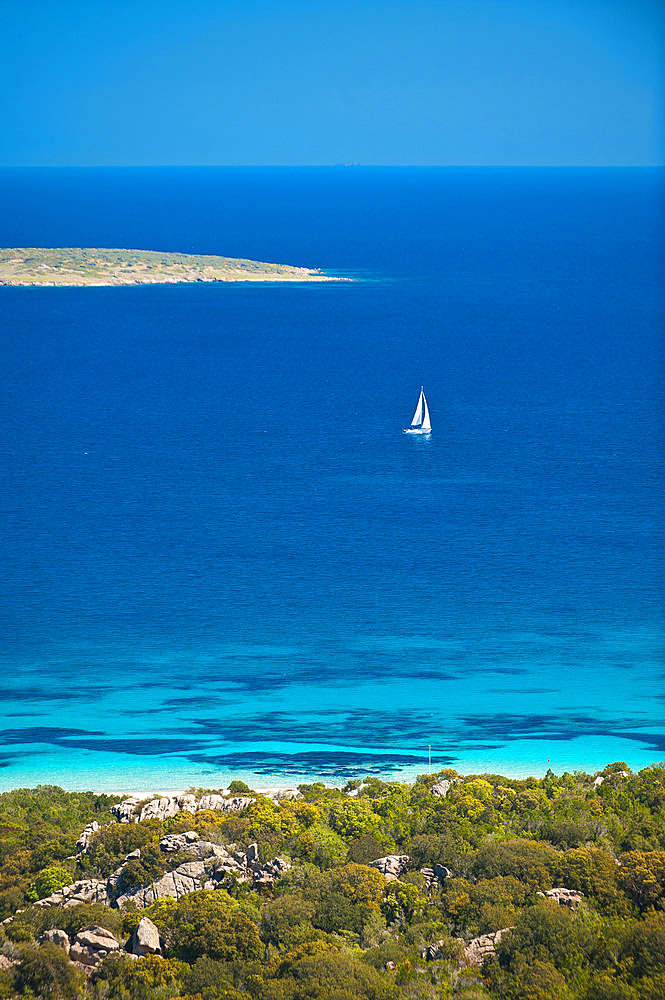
xmin=1 ymin=167 xmax=663 ymax=791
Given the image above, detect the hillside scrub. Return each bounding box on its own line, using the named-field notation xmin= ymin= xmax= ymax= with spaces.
xmin=0 ymin=763 xmax=662 ymax=998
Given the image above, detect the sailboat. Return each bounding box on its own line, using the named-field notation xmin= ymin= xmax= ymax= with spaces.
xmin=403 ymin=386 xmax=432 ymax=435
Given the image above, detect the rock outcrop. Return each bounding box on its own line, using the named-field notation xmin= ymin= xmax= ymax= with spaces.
xmin=158 ymin=833 xmax=226 ymax=862
xmin=420 ymin=864 xmax=452 ymax=889
xmin=75 ymin=821 xmax=100 ymax=855
xmin=197 ymin=794 xmax=228 ymax=812
xmin=131 ymin=916 xmax=162 ymax=956
xmin=70 ymin=926 xmax=121 ymax=966
xmin=140 ymin=795 xmax=197 ymax=822
xmin=422 ymin=940 xmax=450 ymax=961
xmin=431 ymin=779 xmax=457 ymax=797
xmin=538 ymin=887 xmax=584 ymax=907
xmin=107 ymin=850 xmax=143 ymax=898
xmin=250 ymin=855 xmax=291 ymax=889
xmin=114 ymin=841 xmax=291 ymax=909
xmin=160 ymin=831 xmax=201 ymax=853
xmin=111 ymin=793 xmax=255 ymax=824
xmin=368 ymin=855 xmax=411 ymax=881
xmin=464 ymin=927 xmax=513 ymax=967
xmin=39 ymin=928 xmax=70 ymax=953
xmin=116 ymin=860 xmax=209 ymax=908
xmin=34 ymin=879 xmax=111 ymax=909
xmin=270 ymin=789 xmax=302 ymax=802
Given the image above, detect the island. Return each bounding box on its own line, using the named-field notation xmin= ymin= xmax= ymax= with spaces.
xmin=0 ymin=247 xmax=338 ymax=286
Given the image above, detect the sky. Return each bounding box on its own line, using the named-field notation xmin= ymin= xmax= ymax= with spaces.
xmin=0 ymin=0 xmax=662 ymax=166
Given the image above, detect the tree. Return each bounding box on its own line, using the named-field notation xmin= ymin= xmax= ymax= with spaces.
xmin=259 ymin=894 xmax=316 ymax=947
xmin=277 ymin=949 xmax=398 ymax=1000
xmin=347 ymin=833 xmax=386 ymax=864
xmin=328 ymin=799 xmax=379 ymax=840
xmin=25 ymin=866 xmax=73 ymax=902
xmin=228 ymin=780 xmax=252 ymax=794
xmin=619 ymin=911 xmax=665 ymax=980
xmin=408 ymin=832 xmax=457 ymax=869
xmin=584 ymin=972 xmax=638 ymax=999
xmin=96 ymin=953 xmax=187 ymax=1000
xmin=383 ymin=879 xmax=427 ymax=924
xmin=168 ymin=890 xmax=262 ymax=963
xmin=501 ymin=958 xmax=569 ymax=1000
xmin=13 ymin=942 xmax=84 ymax=1000
xmin=291 ymin=823 xmax=348 ymax=868
xmin=328 ymin=864 xmax=386 ymax=905
xmin=496 ymin=901 xmax=597 ymax=982
xmin=184 ymin=955 xmax=253 ymax=999
xmin=470 ymin=839 xmax=558 ymax=891
xmin=559 ymin=846 xmax=629 ymax=915
xmin=618 ymin=851 xmax=665 ymax=911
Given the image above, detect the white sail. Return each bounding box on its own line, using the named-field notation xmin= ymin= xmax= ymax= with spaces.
xmin=421 ymin=394 xmax=431 ymax=431
xmin=411 ymin=391 xmax=424 ymax=427
xmin=404 ymin=387 xmax=432 ymax=434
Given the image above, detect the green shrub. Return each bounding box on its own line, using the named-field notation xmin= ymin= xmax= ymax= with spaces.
xmin=26 ymin=866 xmax=73 ymax=902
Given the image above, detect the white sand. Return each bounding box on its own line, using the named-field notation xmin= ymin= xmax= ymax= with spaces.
xmin=105 ymin=786 xmax=302 ymax=799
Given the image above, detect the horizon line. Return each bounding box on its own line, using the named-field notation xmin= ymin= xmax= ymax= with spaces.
xmin=0 ymin=163 xmax=662 ymax=169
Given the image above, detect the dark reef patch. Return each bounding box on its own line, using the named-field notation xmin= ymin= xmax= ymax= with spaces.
xmin=0 ymin=726 xmax=104 ymax=745
xmin=65 ymin=737 xmax=208 ymax=756
xmin=193 ymin=707 xmax=443 ymax=746
xmin=0 ymin=686 xmax=109 ymax=702
xmin=186 ymin=749 xmax=457 ymax=778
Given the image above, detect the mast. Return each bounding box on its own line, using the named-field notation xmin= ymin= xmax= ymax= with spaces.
xmin=421 ymin=392 xmax=431 ymax=432
xmin=412 ymin=390 xmax=424 ymax=427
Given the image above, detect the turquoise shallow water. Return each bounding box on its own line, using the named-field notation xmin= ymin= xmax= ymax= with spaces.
xmin=0 ymin=167 xmax=663 ymax=789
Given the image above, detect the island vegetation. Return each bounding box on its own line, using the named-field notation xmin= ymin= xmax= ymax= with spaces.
xmin=0 ymin=249 xmax=335 ymax=286
xmin=0 ymin=762 xmax=663 ymax=999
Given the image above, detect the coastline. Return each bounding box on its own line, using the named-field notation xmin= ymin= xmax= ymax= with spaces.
xmin=0 ymin=247 xmax=347 ymax=287
xmin=0 ymin=274 xmax=344 ymax=287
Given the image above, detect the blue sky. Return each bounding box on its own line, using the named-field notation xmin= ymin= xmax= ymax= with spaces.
xmin=0 ymin=0 xmax=662 ymax=165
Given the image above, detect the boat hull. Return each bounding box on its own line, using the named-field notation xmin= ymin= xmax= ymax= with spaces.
xmin=403 ymin=427 xmax=431 ymax=435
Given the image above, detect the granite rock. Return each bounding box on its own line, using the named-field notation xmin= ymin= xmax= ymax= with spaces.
xmin=538 ymin=887 xmax=584 ymax=907
xmin=139 ymin=797 xmax=185 ymax=823
xmin=422 ymin=940 xmax=449 ymax=961
xmin=115 ymin=860 xmax=209 ymax=908
xmin=110 ymin=797 xmax=142 ymax=823
xmin=39 ymin=928 xmax=70 ymax=953
xmin=420 ymin=864 xmax=452 ymax=889
xmin=270 ymin=789 xmax=302 ymax=802
xmin=34 ymin=879 xmax=111 ymax=909
xmin=197 ymin=794 xmax=227 ymax=811
xmin=111 ymin=793 xmax=254 ymax=824
xmin=431 ymin=779 xmax=456 ymax=797
xmin=160 ymin=831 xmax=200 ymax=853
xmin=108 ymin=851 xmax=144 ymax=898
xmin=464 ymin=927 xmax=513 ymax=967
xmin=132 ymin=916 xmax=162 ymax=956
xmin=159 ymin=833 xmax=226 ymax=861
xmin=70 ymin=926 xmax=121 ymax=966
xmin=368 ymin=855 xmax=411 ymax=881
xmin=75 ymin=821 xmax=100 ymax=855
xmin=115 ymin=842 xmax=291 ymax=908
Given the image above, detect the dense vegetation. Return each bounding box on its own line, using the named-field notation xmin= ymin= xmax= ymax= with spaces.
xmin=0 ymin=762 xmax=663 ymax=999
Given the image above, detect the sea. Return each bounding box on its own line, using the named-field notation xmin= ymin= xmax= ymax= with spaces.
xmin=0 ymin=166 xmax=663 ymax=792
